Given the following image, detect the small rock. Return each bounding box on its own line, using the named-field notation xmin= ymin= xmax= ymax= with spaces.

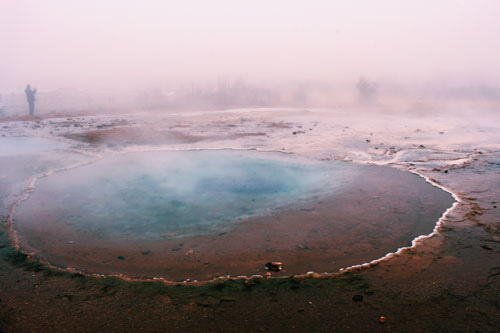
xmin=379 ymin=316 xmax=387 ymax=324
xmin=481 ymin=245 xmax=493 ymax=250
xmin=352 ymin=295 xmax=363 ymax=302
xmin=185 ymin=249 xmax=194 ymax=256
xmin=141 ymin=250 xmax=151 ymax=255
xmin=264 ymin=272 xmax=272 ymax=278
xmin=67 ymin=241 xmax=74 ymax=244
xmin=117 ymin=256 xmax=125 ymax=260
xmin=265 ymin=262 xmax=283 ymax=271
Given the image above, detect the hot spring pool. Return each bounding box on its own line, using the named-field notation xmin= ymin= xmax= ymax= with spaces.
xmin=13 ymin=149 xmax=455 ymax=281
xmin=0 ymin=137 xmax=66 ymax=156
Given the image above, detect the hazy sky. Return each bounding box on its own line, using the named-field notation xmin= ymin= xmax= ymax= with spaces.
xmin=1 ymin=0 xmax=500 ymax=91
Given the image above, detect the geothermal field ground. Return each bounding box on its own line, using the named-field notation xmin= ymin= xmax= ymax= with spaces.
xmin=0 ymin=105 xmax=499 ymax=331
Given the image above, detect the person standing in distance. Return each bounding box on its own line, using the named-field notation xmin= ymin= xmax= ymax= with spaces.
xmin=25 ymin=84 xmax=37 ymax=115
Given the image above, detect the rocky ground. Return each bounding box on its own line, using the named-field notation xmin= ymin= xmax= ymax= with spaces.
xmin=1 ymin=106 xmax=499 ymax=332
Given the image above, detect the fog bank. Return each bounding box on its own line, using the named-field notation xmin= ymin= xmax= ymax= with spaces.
xmin=1 ymin=0 xmax=500 ymax=93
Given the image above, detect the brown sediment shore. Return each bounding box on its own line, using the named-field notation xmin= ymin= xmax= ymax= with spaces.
xmin=1 ymin=109 xmax=499 ymax=331
xmin=63 ymin=127 xmax=203 ymax=145
xmin=63 ymin=126 xmax=267 ymax=146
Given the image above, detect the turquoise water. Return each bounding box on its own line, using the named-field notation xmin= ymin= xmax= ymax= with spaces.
xmin=0 ymin=137 xmax=66 ymax=156
xmin=16 ymin=150 xmax=357 ymax=239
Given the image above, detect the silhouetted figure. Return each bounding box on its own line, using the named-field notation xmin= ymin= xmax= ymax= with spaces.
xmin=25 ymin=84 xmax=37 ymax=115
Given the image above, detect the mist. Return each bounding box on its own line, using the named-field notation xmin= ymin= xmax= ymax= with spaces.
xmin=2 ymin=0 xmax=500 ymax=99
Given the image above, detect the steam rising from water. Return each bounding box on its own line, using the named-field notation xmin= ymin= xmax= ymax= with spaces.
xmin=15 ymin=150 xmax=353 ymax=239
xmin=0 ymin=137 xmax=66 ymax=156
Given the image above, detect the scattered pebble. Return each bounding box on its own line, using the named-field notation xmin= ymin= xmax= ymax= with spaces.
xmin=265 ymin=262 xmax=283 ymax=271
xmin=379 ymin=316 xmax=387 ymax=324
